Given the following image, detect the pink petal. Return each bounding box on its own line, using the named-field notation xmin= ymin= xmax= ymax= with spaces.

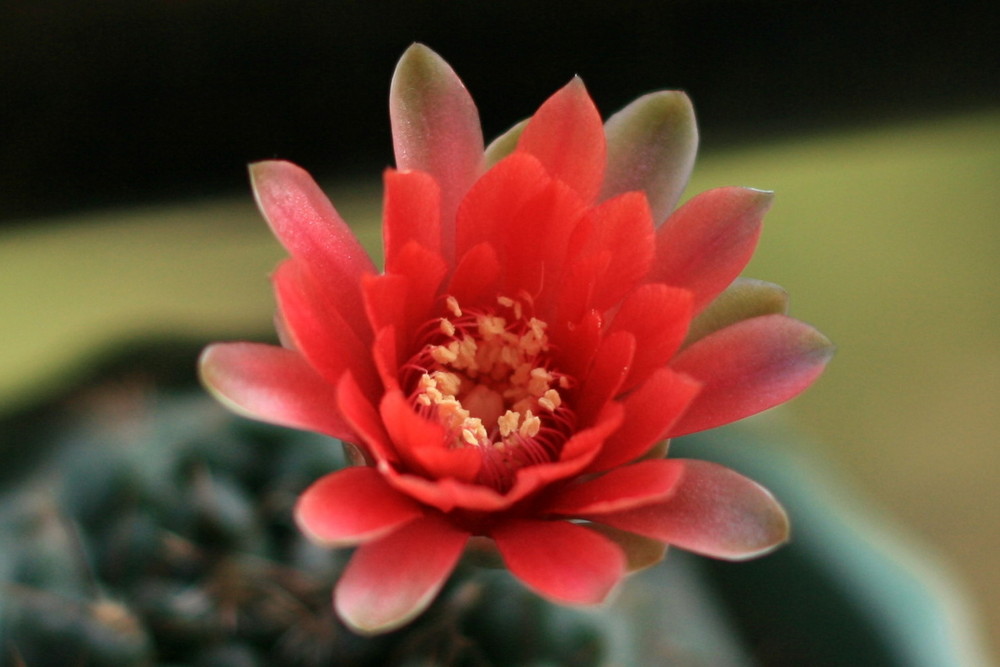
xmin=517 ymin=77 xmax=606 ymax=203
xmin=607 ymin=283 xmax=693 ymax=392
xmin=249 ymin=161 xmax=374 ymax=339
xmin=272 ymin=260 xmax=379 ymax=398
xmin=199 ymin=342 xmax=350 ymax=440
xmin=382 ymin=168 xmax=442 ymax=270
xmin=491 ymin=519 xmax=626 ymax=604
xmin=586 ymin=367 xmax=702 ymax=472
xmin=648 ymin=187 xmax=772 ymax=313
xmin=600 ymin=91 xmax=698 ymax=222
xmin=589 ymin=460 xmax=790 ymax=560
xmin=294 ymin=467 xmax=423 ymax=546
xmin=335 ymin=514 xmax=469 ymax=634
xmin=544 ymin=459 xmax=685 ymax=515
xmin=390 ymin=44 xmax=485 ymax=264
xmin=668 ymin=314 xmax=834 ymax=436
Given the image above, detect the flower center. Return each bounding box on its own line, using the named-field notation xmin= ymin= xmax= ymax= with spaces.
xmin=406 ymin=295 xmax=573 ymax=487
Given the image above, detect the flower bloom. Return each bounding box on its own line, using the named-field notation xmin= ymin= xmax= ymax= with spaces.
xmin=200 ymin=44 xmax=833 ymax=634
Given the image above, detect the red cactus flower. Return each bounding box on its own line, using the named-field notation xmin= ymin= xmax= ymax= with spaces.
xmin=200 ymin=44 xmax=832 ymax=634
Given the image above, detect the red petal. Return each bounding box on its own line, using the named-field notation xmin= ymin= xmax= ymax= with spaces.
xmin=370 ymin=325 xmax=401 ymax=392
xmin=456 ymin=152 xmax=585 ymax=315
xmin=456 ymin=152 xmax=543 ymax=255
xmin=574 ymin=331 xmax=635 ymax=425
xmin=446 ymin=242 xmax=501 ymax=308
xmin=544 ymin=459 xmax=685 ymax=515
xmin=517 ymin=77 xmax=606 ymax=203
xmin=491 ymin=519 xmax=626 ymax=604
xmin=557 ymin=191 xmax=656 ymax=324
xmin=586 ymin=367 xmax=702 ymax=472
xmin=199 ymin=342 xmax=350 ymax=440
xmin=362 ymin=243 xmax=447 ymax=363
xmin=294 ymin=467 xmax=423 ymax=546
xmin=383 ymin=168 xmax=442 ymax=270
xmin=557 ymin=399 xmax=625 ymax=463
xmin=379 ymin=402 xmax=624 ymax=515
xmin=337 ymin=372 xmax=397 ymax=465
xmin=335 ymin=514 xmax=469 ymax=634
xmin=600 ymin=91 xmax=698 ymax=223
xmin=648 ymin=187 xmax=772 ymax=313
xmin=386 ymin=241 xmax=448 ymax=332
xmin=508 ymin=401 xmax=625 ymax=497
xmin=272 ymin=260 xmax=379 ymax=397
xmin=590 ymin=460 xmax=790 ymax=560
xmin=249 ymin=161 xmax=374 ymax=339
xmin=362 ymin=274 xmax=408 ymax=336
xmin=380 ymin=390 xmax=482 ymax=483
xmin=390 ymin=44 xmax=485 ymax=264
xmin=607 ymin=283 xmax=693 ymax=392
xmin=669 ymin=314 xmax=834 ymax=436
xmin=380 ymin=466 xmax=508 ymax=513
xmin=551 ymin=310 xmax=603 ymax=381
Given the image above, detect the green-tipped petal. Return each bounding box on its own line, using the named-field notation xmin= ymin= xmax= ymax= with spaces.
xmin=390 ymin=44 xmax=484 ymax=262
xmin=684 ymin=278 xmax=790 ymax=347
xmin=601 ymin=91 xmax=698 ymax=223
xmin=588 ymin=524 xmax=668 ymax=572
xmin=484 ymin=118 xmax=528 ymax=168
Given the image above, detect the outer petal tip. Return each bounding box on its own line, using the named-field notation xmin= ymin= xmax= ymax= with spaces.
xmin=746 ymin=187 xmax=775 ymax=209
xmin=197 ymin=341 xmax=352 ymax=439
xmin=247 ymin=159 xmax=304 ymax=200
xmin=389 ymin=43 xmax=484 ymax=263
xmin=590 ymin=460 xmax=790 ymax=561
xmin=197 ymin=343 xmax=261 ymax=421
xmin=670 ymin=315 xmax=833 ymax=436
xmin=391 ymin=46 xmax=468 ymax=116
xmin=601 ymin=90 xmax=700 ymax=220
xmin=333 ymin=516 xmax=469 ymax=635
xmin=679 ymin=462 xmax=792 ymax=561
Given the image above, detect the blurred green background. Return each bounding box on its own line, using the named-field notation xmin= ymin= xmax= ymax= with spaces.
xmin=2 ymin=0 xmax=997 ymax=661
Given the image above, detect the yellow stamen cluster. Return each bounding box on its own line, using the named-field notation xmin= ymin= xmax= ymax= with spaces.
xmin=412 ymin=295 xmax=568 ymax=451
